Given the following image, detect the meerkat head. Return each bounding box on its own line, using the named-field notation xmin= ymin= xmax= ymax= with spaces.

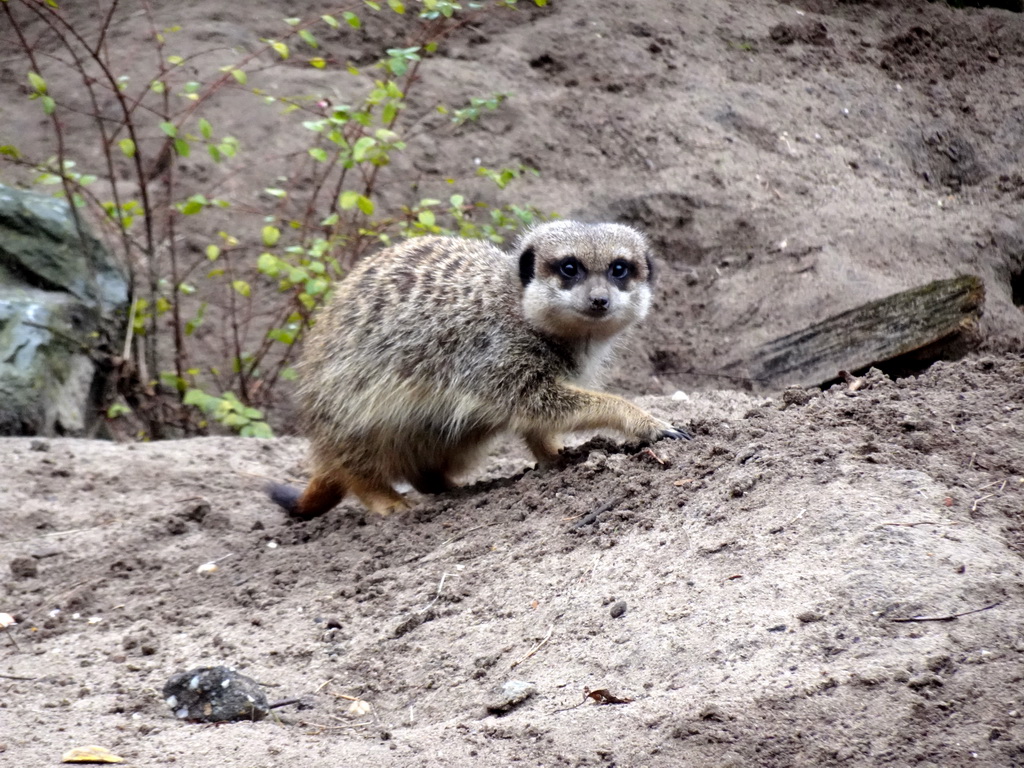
xmin=516 ymin=221 xmax=654 ymax=341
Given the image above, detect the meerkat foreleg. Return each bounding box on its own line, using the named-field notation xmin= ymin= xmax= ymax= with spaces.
xmin=517 ymin=383 xmax=691 ymax=446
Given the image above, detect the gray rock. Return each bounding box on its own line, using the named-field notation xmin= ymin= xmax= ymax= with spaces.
xmin=162 ymin=665 xmax=270 ymax=723
xmin=0 ymin=184 xmax=128 ymax=435
xmin=486 ymin=679 xmax=537 ymax=714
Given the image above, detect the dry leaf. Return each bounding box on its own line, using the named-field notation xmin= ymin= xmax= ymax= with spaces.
xmin=583 ymin=687 xmax=633 ymax=705
xmin=61 ymin=745 xmax=124 ymax=764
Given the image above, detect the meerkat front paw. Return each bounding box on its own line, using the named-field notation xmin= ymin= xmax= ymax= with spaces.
xmin=660 ymin=424 xmax=692 ymax=440
xmin=639 ymin=416 xmax=692 ymax=443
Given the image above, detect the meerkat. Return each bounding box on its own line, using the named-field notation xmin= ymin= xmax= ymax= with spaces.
xmin=268 ymin=220 xmax=690 ymax=518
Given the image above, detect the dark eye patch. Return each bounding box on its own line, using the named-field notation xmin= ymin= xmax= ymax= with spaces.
xmin=519 ymin=246 xmax=536 ymax=286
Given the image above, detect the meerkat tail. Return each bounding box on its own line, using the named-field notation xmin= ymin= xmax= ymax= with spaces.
xmin=266 ymin=474 xmax=345 ymax=518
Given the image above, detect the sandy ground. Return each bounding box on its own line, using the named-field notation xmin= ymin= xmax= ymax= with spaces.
xmin=2 ymin=1 xmax=1024 ymax=766
xmin=2 ymin=359 xmax=1023 ymax=766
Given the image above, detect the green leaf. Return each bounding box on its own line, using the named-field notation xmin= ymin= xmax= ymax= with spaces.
xmin=118 ymin=138 xmax=136 ymax=158
xmin=264 ymin=187 xmax=287 ymax=198
xmin=242 ymin=421 xmax=274 ymax=438
xmin=198 ymin=117 xmax=213 ymax=139
xmin=322 ymin=13 xmax=340 ymax=27
xmin=206 ymin=244 xmax=221 ymax=260
xmin=262 ymin=225 xmax=281 ymax=247
xmin=387 ymin=0 xmax=405 ymax=12
xmin=257 ymin=251 xmax=280 ymax=275
xmin=281 ymin=367 xmax=298 ymax=381
xmin=150 ymin=79 xmax=166 ymax=94
xmin=173 ymin=137 xmax=190 ymax=156
xmin=270 ymin=40 xmax=289 ymax=59
xmin=159 ymin=121 xmax=177 ymax=138
xmin=299 ymin=29 xmax=318 ymax=48
xmin=232 ymin=279 xmax=251 ymax=297
xmin=418 ymin=210 xmax=436 ymax=227
xmin=342 ymin=11 xmax=361 ymax=28
xmin=106 ymin=403 xmax=132 ymax=418
xmin=308 ymin=147 xmax=328 ymax=162
xmin=338 ymin=190 xmax=360 ymax=210
xmin=179 ymin=194 xmax=207 ymax=215
xmin=305 ymin=277 xmax=329 ymax=296
xmin=27 ymin=72 xmax=47 ymax=94
xmin=357 ymin=194 xmax=374 ymax=216
xmin=183 ymin=388 xmax=218 ymax=411
xmin=231 ymin=69 xmax=247 ymax=85
xmin=310 ymin=57 xmax=327 ymax=69
xmin=352 ymin=135 xmax=376 ymax=162
xmin=41 ymin=96 xmax=56 ymax=115
xmin=284 ymin=16 xmax=301 ymax=25
xmin=167 ymin=54 xmax=184 ymax=65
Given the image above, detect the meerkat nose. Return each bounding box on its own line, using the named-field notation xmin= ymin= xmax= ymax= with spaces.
xmin=590 ymin=295 xmax=609 ymax=311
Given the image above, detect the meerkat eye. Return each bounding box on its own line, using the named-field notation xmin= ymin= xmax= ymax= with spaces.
xmin=609 ymin=260 xmax=632 ymax=281
xmin=557 ymin=258 xmax=581 ymax=279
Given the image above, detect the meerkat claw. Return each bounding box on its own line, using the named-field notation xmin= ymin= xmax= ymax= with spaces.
xmin=661 ymin=426 xmax=693 ymax=440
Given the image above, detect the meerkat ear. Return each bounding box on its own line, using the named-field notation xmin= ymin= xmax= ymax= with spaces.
xmin=645 ymin=251 xmax=657 ymax=284
xmin=519 ymin=246 xmax=536 ymax=286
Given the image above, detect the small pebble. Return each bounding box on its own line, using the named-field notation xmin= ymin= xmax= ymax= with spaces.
xmin=9 ymin=556 xmax=38 ymax=579
xmin=609 ymin=600 xmax=627 ymax=619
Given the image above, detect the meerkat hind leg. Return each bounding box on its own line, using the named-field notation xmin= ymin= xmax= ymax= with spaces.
xmin=409 ymin=468 xmax=455 ymax=495
xmin=346 ymin=472 xmax=410 ymax=516
xmin=522 ymin=430 xmax=564 ymax=468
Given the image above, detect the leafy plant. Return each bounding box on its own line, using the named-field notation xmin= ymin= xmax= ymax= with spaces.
xmin=0 ymin=0 xmax=548 ymax=439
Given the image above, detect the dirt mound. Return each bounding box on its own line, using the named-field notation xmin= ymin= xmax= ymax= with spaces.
xmin=2 ymin=357 xmax=1023 ymax=765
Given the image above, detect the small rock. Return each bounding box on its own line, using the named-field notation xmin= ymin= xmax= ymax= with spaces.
xmin=609 ymin=600 xmax=628 ymax=619
xmin=906 ymin=672 xmax=944 ymax=690
xmin=30 ymin=439 xmax=50 ymax=452
xmin=165 ymin=517 xmax=188 ymax=536
xmin=796 ymin=611 xmax=824 ymax=624
xmin=486 ymin=680 xmax=537 ymax=714
xmin=9 ymin=555 xmax=38 ymax=579
xmin=162 ymin=666 xmax=269 ymax=722
xmin=781 ymin=387 xmax=814 ymax=407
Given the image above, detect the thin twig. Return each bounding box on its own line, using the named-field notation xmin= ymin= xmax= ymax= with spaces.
xmin=891 ymin=601 xmax=1003 ymax=623
xmin=3 ymin=625 xmax=21 ymax=652
xmin=267 ymin=697 xmax=302 ymax=710
xmin=510 ymin=625 xmax=554 ymax=670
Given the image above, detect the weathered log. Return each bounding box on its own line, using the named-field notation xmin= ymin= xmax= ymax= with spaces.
xmin=727 ymin=275 xmax=985 ymax=388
